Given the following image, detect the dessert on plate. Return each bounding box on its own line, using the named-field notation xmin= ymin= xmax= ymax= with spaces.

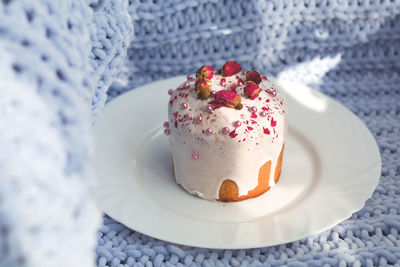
xmin=164 ymin=61 xmax=287 ymax=202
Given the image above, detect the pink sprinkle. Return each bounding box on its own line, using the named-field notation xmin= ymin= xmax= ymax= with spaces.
xmin=266 ymin=89 xmax=277 ymax=97
xmin=195 ymin=114 xmax=203 ymax=124
xmin=181 ymin=103 xmax=188 ymax=109
xmin=206 ymin=105 xmax=213 ymax=114
xmin=164 ymin=129 xmax=170 ymax=136
xmin=210 ymin=90 xmax=216 ymax=97
xmin=233 ymin=120 xmax=241 ymax=127
xmin=251 ymin=112 xmax=257 ymax=118
xmin=222 ymin=127 xmax=230 ymax=134
xmin=183 ymin=82 xmax=189 ymax=88
xmin=168 ymin=89 xmax=174 ymax=95
xmin=260 ymin=111 xmax=267 ymax=117
xmin=206 ymin=128 xmax=213 ymax=135
xmin=187 ymin=74 xmax=193 ymax=80
xmin=250 ymin=106 xmax=257 ymax=113
xmin=192 ymin=153 xmax=199 ymax=160
xmin=163 ymin=121 xmax=169 ymax=128
xmin=185 ymin=114 xmax=193 ymax=120
xmin=220 ymin=78 xmax=226 ymax=86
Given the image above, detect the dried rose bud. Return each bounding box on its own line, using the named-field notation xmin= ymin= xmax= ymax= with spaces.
xmin=196 ymin=65 xmax=214 ymax=82
xmin=244 ymin=81 xmax=260 ymax=100
xmin=212 ymin=90 xmax=242 ymax=109
xmin=222 ymin=61 xmax=242 ymax=77
xmin=195 ymin=80 xmax=212 ymax=100
xmin=246 ymin=70 xmax=262 ymax=84
xmin=235 ymin=103 xmax=243 ymax=110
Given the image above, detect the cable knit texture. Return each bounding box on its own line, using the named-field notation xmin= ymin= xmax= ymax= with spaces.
xmin=0 ymin=0 xmax=132 ymax=266
xmin=0 ymin=0 xmax=399 ymax=266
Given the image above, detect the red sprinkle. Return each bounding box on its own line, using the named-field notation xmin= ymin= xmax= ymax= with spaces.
xmin=247 ymin=126 xmax=253 ymax=131
xmin=173 ymin=112 xmax=178 ymax=118
xmin=263 ymin=127 xmax=270 ymax=134
xmin=174 ymin=121 xmax=178 ymax=128
xmin=251 ymin=112 xmax=257 ymax=118
xmin=271 ymin=118 xmax=277 ymax=127
xmin=229 ymin=129 xmax=238 ymax=138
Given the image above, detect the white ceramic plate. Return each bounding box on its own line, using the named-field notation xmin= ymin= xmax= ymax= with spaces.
xmin=91 ymin=77 xmax=381 ymax=249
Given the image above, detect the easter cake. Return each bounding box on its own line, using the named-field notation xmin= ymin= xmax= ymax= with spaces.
xmin=164 ymin=61 xmax=287 ymax=201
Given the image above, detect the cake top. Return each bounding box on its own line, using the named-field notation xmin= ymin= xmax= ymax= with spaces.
xmin=165 ymin=61 xmax=287 ymax=145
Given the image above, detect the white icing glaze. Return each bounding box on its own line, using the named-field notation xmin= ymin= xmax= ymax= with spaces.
xmin=167 ymin=71 xmax=287 ymax=200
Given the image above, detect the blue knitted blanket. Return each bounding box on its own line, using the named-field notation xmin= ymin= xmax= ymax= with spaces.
xmin=1 ymin=0 xmax=399 ymax=266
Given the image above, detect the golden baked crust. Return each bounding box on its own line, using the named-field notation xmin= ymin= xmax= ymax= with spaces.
xmin=219 ymin=144 xmax=284 ymax=202
xmin=218 ymin=179 xmax=239 ymax=202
